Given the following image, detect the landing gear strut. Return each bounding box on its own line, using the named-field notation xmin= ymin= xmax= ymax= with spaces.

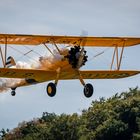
xmin=11 ymin=88 xmax=16 ymax=96
xmin=46 ymin=68 xmax=93 ymax=98
xmin=46 ymin=68 xmax=60 ymax=97
xmin=78 ymin=71 xmax=94 ymax=98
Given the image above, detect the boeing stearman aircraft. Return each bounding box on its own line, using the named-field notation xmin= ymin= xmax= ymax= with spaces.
xmin=0 ymin=34 xmax=139 ymax=97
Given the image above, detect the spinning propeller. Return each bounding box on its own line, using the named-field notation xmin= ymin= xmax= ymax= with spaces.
xmin=66 ymin=31 xmax=88 ymax=69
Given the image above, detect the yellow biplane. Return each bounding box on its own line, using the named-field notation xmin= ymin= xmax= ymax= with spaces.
xmin=0 ymin=34 xmax=139 ymax=97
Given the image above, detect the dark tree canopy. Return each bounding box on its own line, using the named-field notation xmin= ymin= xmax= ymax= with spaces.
xmin=1 ymin=87 xmax=140 ymax=140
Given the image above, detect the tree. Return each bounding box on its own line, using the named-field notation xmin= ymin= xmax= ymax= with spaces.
xmin=1 ymin=87 xmax=140 ymax=140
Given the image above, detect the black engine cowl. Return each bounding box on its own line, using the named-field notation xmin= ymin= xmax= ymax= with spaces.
xmin=66 ymin=46 xmax=88 ymax=69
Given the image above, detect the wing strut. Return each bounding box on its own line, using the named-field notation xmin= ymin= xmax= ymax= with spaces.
xmin=0 ymin=46 xmax=5 ymax=67
xmin=5 ymin=37 xmax=7 ymax=68
xmin=43 ymin=43 xmax=55 ymax=56
xmin=0 ymin=37 xmax=8 ymax=68
xmin=110 ymin=40 xmax=125 ymax=70
xmin=52 ymin=41 xmax=61 ymax=55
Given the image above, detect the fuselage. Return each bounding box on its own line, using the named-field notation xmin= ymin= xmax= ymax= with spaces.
xmin=3 ymin=47 xmax=88 ymax=90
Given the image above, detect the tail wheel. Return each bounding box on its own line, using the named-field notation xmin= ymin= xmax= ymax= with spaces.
xmin=47 ymin=83 xmax=56 ymax=97
xmin=84 ymin=83 xmax=94 ymax=98
xmin=11 ymin=90 xmax=16 ymax=96
xmin=11 ymin=87 xmax=16 ymax=96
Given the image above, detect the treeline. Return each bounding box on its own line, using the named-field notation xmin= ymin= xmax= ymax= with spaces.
xmin=1 ymin=87 xmax=140 ymax=140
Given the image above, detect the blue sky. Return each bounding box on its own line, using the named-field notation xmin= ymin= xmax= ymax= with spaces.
xmin=0 ymin=0 xmax=140 ymax=130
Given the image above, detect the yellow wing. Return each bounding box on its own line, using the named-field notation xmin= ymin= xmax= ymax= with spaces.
xmin=0 ymin=68 xmax=56 ymax=82
xmin=0 ymin=68 xmax=139 ymax=82
xmin=78 ymin=70 xmax=140 ymax=79
xmin=0 ymin=34 xmax=140 ymax=47
xmin=59 ymin=70 xmax=140 ymax=80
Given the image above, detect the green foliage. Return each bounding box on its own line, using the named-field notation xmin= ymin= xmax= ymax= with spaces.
xmin=0 ymin=129 xmax=9 ymax=139
xmin=1 ymin=87 xmax=140 ymax=140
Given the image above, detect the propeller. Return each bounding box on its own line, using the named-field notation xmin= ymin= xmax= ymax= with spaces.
xmin=76 ymin=30 xmax=88 ymax=69
xmin=66 ymin=31 xmax=88 ymax=69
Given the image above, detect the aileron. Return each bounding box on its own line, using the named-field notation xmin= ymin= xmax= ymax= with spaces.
xmin=79 ymin=70 xmax=140 ymax=79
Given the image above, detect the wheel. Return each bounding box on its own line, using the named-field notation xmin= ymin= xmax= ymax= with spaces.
xmin=46 ymin=83 xmax=56 ymax=97
xmin=84 ymin=83 xmax=94 ymax=98
xmin=11 ymin=90 xmax=16 ymax=96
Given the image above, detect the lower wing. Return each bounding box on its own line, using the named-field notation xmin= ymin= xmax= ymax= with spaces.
xmin=0 ymin=68 xmax=139 ymax=82
xmin=76 ymin=70 xmax=140 ymax=79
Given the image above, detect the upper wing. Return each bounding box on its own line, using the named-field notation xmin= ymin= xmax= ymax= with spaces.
xmin=0 ymin=34 xmax=140 ymax=47
xmin=0 ymin=68 xmax=139 ymax=82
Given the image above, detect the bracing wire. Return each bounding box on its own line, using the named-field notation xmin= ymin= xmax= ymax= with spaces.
xmin=23 ymin=45 xmax=42 ymax=57
xmin=9 ymin=45 xmax=38 ymax=63
xmin=88 ymin=47 xmax=111 ymax=62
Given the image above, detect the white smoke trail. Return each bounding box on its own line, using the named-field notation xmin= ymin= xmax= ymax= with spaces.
xmin=0 ymin=79 xmax=9 ymax=93
xmin=0 ymin=48 xmax=67 ymax=93
xmin=0 ymin=61 xmax=33 ymax=93
xmin=38 ymin=49 xmax=64 ymax=70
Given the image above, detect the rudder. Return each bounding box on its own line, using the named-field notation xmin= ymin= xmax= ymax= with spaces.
xmin=5 ymin=56 xmax=16 ymax=68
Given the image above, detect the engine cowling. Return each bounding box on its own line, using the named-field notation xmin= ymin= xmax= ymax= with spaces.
xmin=66 ymin=46 xmax=88 ymax=69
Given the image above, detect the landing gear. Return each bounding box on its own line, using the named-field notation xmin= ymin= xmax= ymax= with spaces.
xmin=46 ymin=68 xmax=60 ymax=97
xmin=46 ymin=68 xmax=93 ymax=98
xmin=46 ymin=83 xmax=56 ymax=97
xmin=78 ymin=70 xmax=94 ymax=98
xmin=11 ymin=88 xmax=16 ymax=96
xmin=84 ymin=83 xmax=94 ymax=98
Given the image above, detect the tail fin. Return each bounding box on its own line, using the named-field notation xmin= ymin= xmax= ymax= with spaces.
xmin=5 ymin=56 xmax=16 ymax=68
